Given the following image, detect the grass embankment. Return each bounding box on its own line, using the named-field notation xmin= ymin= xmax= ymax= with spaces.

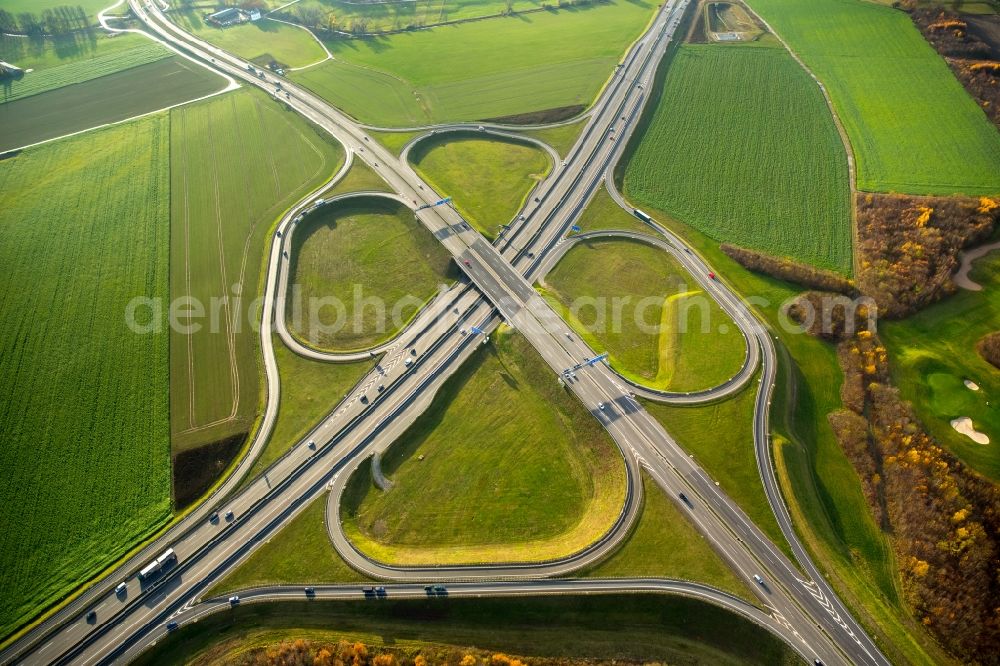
xmin=245 ymin=339 xmax=372 ymax=481
xmin=642 ymin=380 xmax=790 ymax=557
xmin=0 ymin=56 xmax=226 ymax=152
xmin=571 ymin=186 xmax=650 ymax=234
xmin=0 ymin=33 xmax=170 ymax=103
xmin=286 ymin=197 xmax=455 ymax=351
xmin=410 ymin=132 xmax=551 ymax=239
xmin=881 ymin=250 xmax=1000 ymax=482
xmin=169 ymin=88 xmax=345 ymax=456
xmin=369 ymin=130 xmax=421 ymax=155
xmin=208 ymin=491 xmax=367 ymax=598
xmin=0 ymin=116 xmax=171 ymax=640
xmin=517 ymin=118 xmax=588 ymax=157
xmin=292 ymin=0 xmax=655 ymax=126
xmin=585 ymin=473 xmax=754 ymax=600
xmin=135 ymin=595 xmax=797 ymax=666
xmin=747 ymin=0 xmax=1000 ymax=195
xmin=622 ymin=41 xmax=852 ymax=273
xmin=341 ymin=329 xmax=627 ymax=564
xmin=541 ymin=238 xmax=746 ymax=392
xmin=174 ymin=10 xmax=327 ymax=69
xmin=330 ymin=159 xmax=393 ymax=195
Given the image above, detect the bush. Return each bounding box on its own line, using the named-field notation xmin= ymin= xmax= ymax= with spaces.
xmin=856 ymin=193 xmax=998 ymax=318
xmin=976 ymin=331 xmax=1000 ymax=370
xmin=831 ymin=332 xmax=1000 ymax=662
xmin=720 ymin=244 xmax=854 ymax=294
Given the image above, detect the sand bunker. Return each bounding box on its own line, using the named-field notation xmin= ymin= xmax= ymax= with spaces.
xmin=964 ymin=379 xmax=981 ymax=391
xmin=951 ymin=417 xmax=990 ymax=445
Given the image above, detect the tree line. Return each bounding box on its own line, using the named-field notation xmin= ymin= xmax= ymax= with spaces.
xmin=0 ymin=6 xmax=91 ymax=37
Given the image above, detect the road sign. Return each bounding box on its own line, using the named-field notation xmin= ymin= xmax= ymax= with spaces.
xmin=586 ymin=353 xmax=609 ymax=366
xmin=433 ymin=197 xmax=452 ymax=206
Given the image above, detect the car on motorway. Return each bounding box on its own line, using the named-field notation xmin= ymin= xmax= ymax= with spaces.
xmin=166 ymin=621 xmax=178 ymax=632
xmin=404 ymin=358 xmax=413 ymax=367
xmin=463 ymin=260 xmax=471 ymax=266
xmin=598 ymin=402 xmax=607 ymax=411
xmin=708 ymin=272 xmax=716 ymax=280
xmin=86 ymin=610 xmax=96 ymax=623
xmin=304 ymin=587 xmax=315 ymax=596
xmin=115 ymin=581 xmax=127 ymax=597
xmin=228 ymin=595 xmax=240 ymax=605
xmin=225 ymin=510 xmax=234 ymax=521
xmin=753 ymin=575 xmax=765 ymax=586
xmin=679 ymin=492 xmax=692 ymax=507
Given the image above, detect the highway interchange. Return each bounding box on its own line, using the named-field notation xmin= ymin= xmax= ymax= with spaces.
xmin=3 ymin=0 xmax=889 ymax=664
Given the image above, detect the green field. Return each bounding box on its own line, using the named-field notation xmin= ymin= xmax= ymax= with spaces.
xmin=623 ymin=42 xmax=852 ymax=272
xmin=245 ymin=338 xmax=372 ymax=481
xmin=0 ymin=34 xmax=171 ymax=103
xmin=136 ymin=596 xmax=797 ymax=666
xmin=330 ymin=159 xmax=392 ymax=195
xmin=0 ymin=56 xmax=226 ymax=152
xmin=174 ymin=10 xmax=328 ymax=68
xmin=517 ymin=118 xmax=587 ymax=157
xmin=292 ymin=0 xmax=548 ymax=32
xmin=0 ymin=117 xmax=171 ymax=640
xmin=342 ymin=329 xmax=627 ymax=564
xmin=169 ymin=88 xmax=345 ymax=455
xmin=0 ymin=0 xmax=112 ymax=23
xmin=586 ymin=473 xmax=751 ymax=600
xmin=747 ymin=0 xmax=1000 ymax=195
xmin=572 ymin=186 xmax=650 ymax=235
xmin=292 ymin=0 xmax=655 ymax=126
xmin=411 ymin=132 xmax=551 ymax=239
xmin=542 ymin=238 xmax=747 ymax=392
xmin=209 ymin=491 xmax=366 ymax=597
xmin=286 ymin=197 xmax=455 ymax=351
xmin=881 ymin=250 xmax=1000 ymax=482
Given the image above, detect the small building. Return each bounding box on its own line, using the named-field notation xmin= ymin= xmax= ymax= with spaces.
xmin=249 ymin=9 xmax=262 ymax=21
xmin=206 ymin=7 xmax=248 ymax=28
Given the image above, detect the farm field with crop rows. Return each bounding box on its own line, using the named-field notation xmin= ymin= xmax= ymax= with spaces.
xmin=0 ymin=116 xmax=171 ymax=640
xmin=293 ymin=0 xmax=654 ymax=126
xmin=169 ymin=88 xmax=344 ymax=456
xmin=623 ymin=42 xmax=852 ymax=273
xmin=747 ymin=0 xmax=1000 ymax=195
xmin=0 ymin=56 xmax=226 ymax=152
xmin=0 ymin=36 xmax=170 ymax=103
xmin=411 ymin=132 xmax=551 ymax=239
xmin=286 ymin=196 xmax=455 ymax=352
xmin=541 ymin=238 xmax=746 ymax=392
xmin=342 ymin=329 xmax=627 ymax=564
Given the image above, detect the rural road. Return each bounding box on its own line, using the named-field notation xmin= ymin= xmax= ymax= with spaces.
xmin=1 ymin=1 xmax=887 ymax=665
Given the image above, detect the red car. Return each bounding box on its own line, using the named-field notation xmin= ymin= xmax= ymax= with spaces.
xmin=463 ymin=260 xmax=471 ymax=267
xmin=708 ymin=272 xmax=716 ymax=280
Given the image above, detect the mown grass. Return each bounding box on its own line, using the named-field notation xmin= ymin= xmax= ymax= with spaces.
xmin=293 ymin=0 xmax=655 ymax=126
xmin=208 ymin=491 xmax=367 ymax=598
xmin=747 ymin=0 xmax=1000 ymax=195
xmin=541 ymin=238 xmax=746 ymax=392
xmin=517 ymin=118 xmax=587 ymax=157
xmin=0 ymin=0 xmax=110 ymax=22
xmin=881 ymin=250 xmax=1000 ymax=482
xmin=369 ymin=130 xmax=421 ymax=155
xmin=245 ymin=338 xmax=372 ymax=481
xmin=585 ymin=473 xmax=753 ymax=600
xmin=286 ymin=197 xmax=455 ymax=351
xmin=169 ymin=88 xmax=345 ymax=454
xmin=0 ymin=34 xmax=170 ymax=103
xmin=622 ymin=41 xmax=852 ymax=273
xmin=174 ymin=10 xmax=327 ymax=68
xmin=0 ymin=116 xmax=171 ymax=641
xmin=341 ymin=329 xmax=627 ymax=564
xmin=0 ymin=56 xmax=226 ymax=152
xmin=135 ymin=596 xmax=797 ymax=666
xmin=293 ymin=0 xmax=547 ymax=33
xmin=329 ymin=159 xmax=392 ymax=195
xmin=642 ymin=380 xmax=791 ymax=557
xmin=410 ymin=132 xmax=551 ymax=239
xmin=572 ymin=185 xmax=650 ymax=235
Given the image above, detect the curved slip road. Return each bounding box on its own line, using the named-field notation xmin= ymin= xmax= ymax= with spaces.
xmin=2 ymin=1 xmax=886 ymax=664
